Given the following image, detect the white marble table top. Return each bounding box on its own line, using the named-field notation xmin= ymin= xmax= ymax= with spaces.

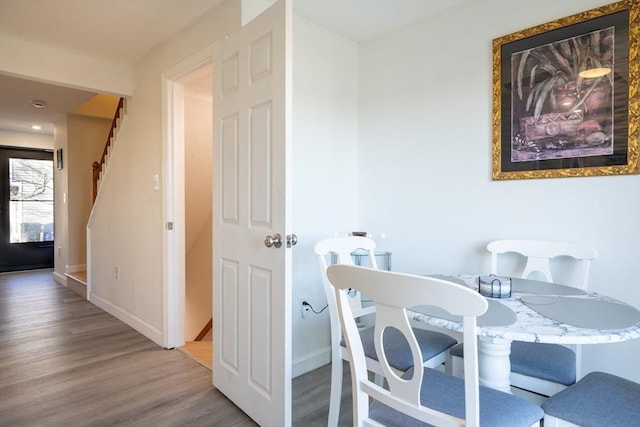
xmin=409 ymin=274 xmax=640 ymax=345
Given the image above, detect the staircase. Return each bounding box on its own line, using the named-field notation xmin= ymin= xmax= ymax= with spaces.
xmin=92 ymin=97 xmax=126 ymax=203
xmin=66 ymin=98 xmax=126 ymax=300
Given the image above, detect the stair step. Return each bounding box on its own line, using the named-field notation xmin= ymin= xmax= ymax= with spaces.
xmin=180 ymin=341 xmax=212 ymax=370
xmin=65 ymin=271 xmax=87 ymax=299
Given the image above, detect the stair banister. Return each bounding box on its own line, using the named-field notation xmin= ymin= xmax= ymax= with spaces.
xmin=92 ymin=97 xmax=125 ymax=203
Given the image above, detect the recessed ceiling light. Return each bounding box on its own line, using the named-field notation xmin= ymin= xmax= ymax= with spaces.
xmin=31 ymin=99 xmax=47 ymax=108
xmin=31 ymin=125 xmax=42 ymax=130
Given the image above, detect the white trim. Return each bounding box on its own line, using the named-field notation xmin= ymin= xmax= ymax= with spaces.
xmin=53 ymin=271 xmax=66 ymax=286
xmin=292 ymin=347 xmax=330 ymax=378
xmin=161 ymin=44 xmax=214 ymax=349
xmin=90 ymin=293 xmax=164 ymax=346
xmin=86 ymin=228 xmax=92 ymax=301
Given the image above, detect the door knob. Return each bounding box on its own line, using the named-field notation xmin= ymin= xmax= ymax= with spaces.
xmin=287 ymin=234 xmax=298 ymax=248
xmin=264 ymin=233 xmax=282 ymax=248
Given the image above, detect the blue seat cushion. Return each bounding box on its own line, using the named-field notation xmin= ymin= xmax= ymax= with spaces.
xmin=542 ymin=371 xmax=640 ymax=426
xmin=370 ymin=367 xmax=543 ymax=426
xmin=510 ymin=341 xmax=576 ymax=385
xmin=348 ymin=327 xmax=457 ymax=372
xmin=450 ymin=341 xmax=576 ymax=386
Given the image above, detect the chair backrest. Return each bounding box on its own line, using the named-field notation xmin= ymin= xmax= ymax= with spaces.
xmin=327 ymin=265 xmax=488 ymax=427
xmin=487 ymin=239 xmax=598 ymax=290
xmin=314 ymin=236 xmax=378 ymax=318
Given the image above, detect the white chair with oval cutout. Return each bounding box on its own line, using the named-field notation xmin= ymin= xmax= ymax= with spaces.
xmin=314 ymin=236 xmax=458 ymax=426
xmin=328 ymin=264 xmax=543 ymax=427
xmin=450 ymin=239 xmax=598 ymax=397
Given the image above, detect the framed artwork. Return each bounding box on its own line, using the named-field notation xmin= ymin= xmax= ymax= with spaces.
xmin=56 ymin=148 xmax=63 ymax=170
xmin=492 ymin=0 xmax=639 ymax=180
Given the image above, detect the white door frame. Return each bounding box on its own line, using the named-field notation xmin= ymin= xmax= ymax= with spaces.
xmin=162 ymin=47 xmax=214 ymax=349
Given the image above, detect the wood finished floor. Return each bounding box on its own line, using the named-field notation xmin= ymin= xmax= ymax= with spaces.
xmin=0 ymin=270 xmax=353 ymax=426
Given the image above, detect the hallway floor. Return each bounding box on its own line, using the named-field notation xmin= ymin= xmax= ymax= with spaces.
xmin=0 ymin=270 xmax=353 ymax=426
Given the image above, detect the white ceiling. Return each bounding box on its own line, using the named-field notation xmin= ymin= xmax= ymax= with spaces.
xmin=0 ymin=0 xmax=464 ymax=136
xmin=0 ymin=75 xmax=98 ymax=134
xmin=293 ymin=0 xmax=465 ymax=43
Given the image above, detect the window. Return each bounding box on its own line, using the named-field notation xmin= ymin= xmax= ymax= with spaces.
xmin=8 ymin=158 xmax=54 ymax=243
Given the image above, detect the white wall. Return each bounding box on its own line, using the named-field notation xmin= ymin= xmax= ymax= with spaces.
xmin=53 ymin=118 xmax=68 ymax=284
xmin=0 ymin=34 xmax=132 ymax=95
xmin=0 ymin=130 xmax=53 ymax=150
xmin=88 ymin=0 xmax=240 ymax=345
xmin=291 ymin=14 xmax=359 ymax=376
xmin=358 ymin=0 xmax=640 ymax=382
xmin=67 ymin=115 xmax=111 ymax=269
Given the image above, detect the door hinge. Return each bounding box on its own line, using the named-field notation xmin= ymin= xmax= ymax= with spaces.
xmin=167 ymin=222 xmax=174 ymax=230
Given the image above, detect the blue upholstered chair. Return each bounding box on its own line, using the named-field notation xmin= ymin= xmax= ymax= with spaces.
xmin=315 ymin=237 xmax=458 ymax=427
xmin=542 ymin=371 xmax=640 ymax=426
xmin=327 ymin=264 xmax=543 ymax=427
xmin=450 ymin=239 xmax=598 ymax=396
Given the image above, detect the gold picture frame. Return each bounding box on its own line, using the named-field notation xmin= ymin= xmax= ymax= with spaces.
xmin=492 ymin=0 xmax=639 ymax=180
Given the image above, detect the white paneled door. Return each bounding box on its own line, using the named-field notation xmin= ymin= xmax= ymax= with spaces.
xmin=212 ymin=2 xmax=292 ymax=426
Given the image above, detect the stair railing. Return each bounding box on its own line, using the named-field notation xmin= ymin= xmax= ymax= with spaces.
xmin=195 ymin=318 xmax=213 ymax=341
xmin=92 ymin=97 xmax=125 ymax=203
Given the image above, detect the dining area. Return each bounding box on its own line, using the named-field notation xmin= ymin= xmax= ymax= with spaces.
xmin=311 ymin=235 xmax=640 ymax=426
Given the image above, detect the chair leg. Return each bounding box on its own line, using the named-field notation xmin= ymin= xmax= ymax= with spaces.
xmin=451 ymin=354 xmax=464 ymax=378
xmin=445 ymin=352 xmax=453 ymax=375
xmin=328 ymin=357 xmax=343 ymax=427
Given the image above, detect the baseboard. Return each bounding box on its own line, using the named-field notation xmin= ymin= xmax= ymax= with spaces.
xmin=293 ymin=347 xmax=331 ymax=378
xmin=53 ymin=271 xmax=67 ymax=286
xmin=90 ymin=293 xmax=163 ymax=346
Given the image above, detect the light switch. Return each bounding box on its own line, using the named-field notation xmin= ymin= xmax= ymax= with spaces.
xmin=153 ymin=175 xmax=160 ymax=191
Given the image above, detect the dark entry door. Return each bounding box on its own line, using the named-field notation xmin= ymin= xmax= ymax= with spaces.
xmin=0 ymin=147 xmax=54 ymax=272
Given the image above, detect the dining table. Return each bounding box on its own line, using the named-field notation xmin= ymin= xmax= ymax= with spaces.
xmin=408 ymin=274 xmax=640 ymax=393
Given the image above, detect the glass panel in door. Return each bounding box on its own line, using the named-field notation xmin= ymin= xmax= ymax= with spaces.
xmin=9 ymin=158 xmax=54 ymax=243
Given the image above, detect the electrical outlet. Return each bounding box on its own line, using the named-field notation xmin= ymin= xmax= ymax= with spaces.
xmin=299 ymin=298 xmax=310 ymax=319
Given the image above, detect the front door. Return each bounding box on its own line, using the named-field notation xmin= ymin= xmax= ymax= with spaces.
xmin=0 ymin=147 xmax=54 ymax=272
xmin=212 ymin=2 xmax=292 ymax=426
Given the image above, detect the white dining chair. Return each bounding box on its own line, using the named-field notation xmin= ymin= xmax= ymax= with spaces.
xmin=542 ymin=371 xmax=640 ymax=426
xmin=327 ymin=264 xmax=544 ymax=427
xmin=450 ymin=239 xmax=598 ymax=397
xmin=314 ymin=237 xmax=457 ymax=427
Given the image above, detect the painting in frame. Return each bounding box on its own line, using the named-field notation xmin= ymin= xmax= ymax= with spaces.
xmin=56 ymin=148 xmax=63 ymax=170
xmin=492 ymin=0 xmax=639 ymax=180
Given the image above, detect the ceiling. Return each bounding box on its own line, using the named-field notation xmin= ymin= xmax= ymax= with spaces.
xmin=0 ymin=0 xmax=463 ymax=136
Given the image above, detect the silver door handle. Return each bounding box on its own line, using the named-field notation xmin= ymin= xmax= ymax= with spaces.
xmin=264 ymin=233 xmax=282 ymax=248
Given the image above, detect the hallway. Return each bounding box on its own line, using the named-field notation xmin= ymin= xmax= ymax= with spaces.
xmin=0 ymin=270 xmax=255 ymax=426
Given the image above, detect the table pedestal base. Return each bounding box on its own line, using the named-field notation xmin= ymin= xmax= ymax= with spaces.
xmin=478 ymin=337 xmax=512 ymax=393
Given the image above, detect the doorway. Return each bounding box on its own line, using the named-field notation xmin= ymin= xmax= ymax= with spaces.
xmin=180 ymin=64 xmax=214 ymax=369
xmin=163 ymin=52 xmax=214 ymax=368
xmin=0 ymin=147 xmax=54 ymax=272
